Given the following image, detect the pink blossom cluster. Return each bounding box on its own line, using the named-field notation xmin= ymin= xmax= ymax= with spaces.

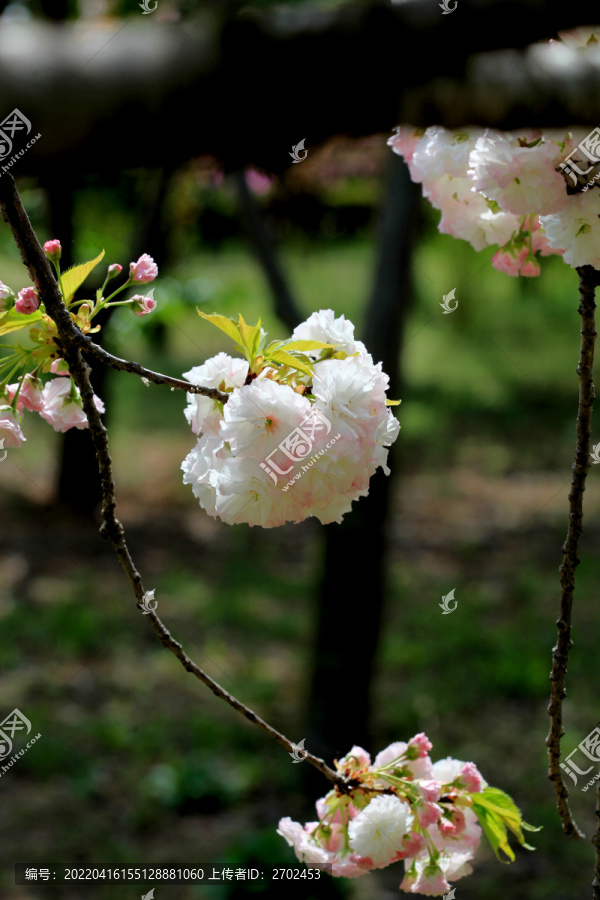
xmin=278 ymin=735 xmax=486 ymax=896
xmin=388 ymin=124 xmax=600 ymax=274
xmin=181 ymin=309 xmax=400 ymax=527
xmin=0 ymin=247 xmax=160 ymax=452
xmin=0 ymin=371 xmax=104 ymax=448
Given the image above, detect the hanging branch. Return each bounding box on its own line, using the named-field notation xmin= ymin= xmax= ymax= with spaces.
xmin=547 ymin=264 xmax=600 ymax=839
xmin=0 ymin=172 xmax=345 ymax=792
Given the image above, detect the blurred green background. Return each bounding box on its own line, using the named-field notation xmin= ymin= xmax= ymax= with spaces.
xmin=1 ymin=152 xmax=600 ymax=900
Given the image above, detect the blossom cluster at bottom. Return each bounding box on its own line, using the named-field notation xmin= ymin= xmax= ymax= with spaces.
xmin=278 ymin=734 xmax=536 ymax=896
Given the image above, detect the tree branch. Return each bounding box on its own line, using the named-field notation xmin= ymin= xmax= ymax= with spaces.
xmin=0 ymin=172 xmax=344 ymax=791
xmin=546 ymin=264 xmax=600 ymax=839
xmin=77 ymin=335 xmax=230 ymax=402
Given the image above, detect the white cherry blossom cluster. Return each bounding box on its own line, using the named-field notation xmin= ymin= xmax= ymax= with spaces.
xmin=181 ymin=309 xmax=400 ymax=527
xmin=278 ymin=734 xmax=536 ymax=896
xmin=388 ymin=123 xmax=600 ymax=274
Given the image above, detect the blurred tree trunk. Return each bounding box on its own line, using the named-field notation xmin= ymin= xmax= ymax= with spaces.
xmin=304 ymin=156 xmax=421 ymax=780
xmin=53 ymin=168 xmax=173 ymax=516
xmin=43 ymin=171 xmax=105 ymax=516
xmin=234 ymin=172 xmax=303 ymax=333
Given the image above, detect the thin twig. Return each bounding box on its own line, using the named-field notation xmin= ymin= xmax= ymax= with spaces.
xmin=0 ymin=173 xmax=342 ymax=790
xmin=547 ymin=264 xmax=600 ymax=839
xmin=77 ymin=335 xmax=230 ymax=402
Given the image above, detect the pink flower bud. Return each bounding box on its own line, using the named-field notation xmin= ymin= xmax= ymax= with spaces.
xmin=416 ymin=800 xmax=442 ymax=829
xmin=408 ymin=732 xmax=433 ymax=757
xmin=131 ymin=292 xmax=157 ymax=317
xmin=107 ymin=263 xmax=123 ymax=280
xmin=438 ymin=817 xmax=457 ymax=837
xmin=129 ymin=253 xmax=158 ymax=284
xmin=459 ymin=761 xmax=484 ymax=793
xmin=521 ymin=259 xmax=541 ymax=277
xmin=418 ymin=779 xmax=442 ymax=802
xmin=43 ymin=239 xmax=62 ymax=259
xmin=15 ymin=287 xmax=40 ymax=315
xmin=438 ymin=808 xmax=466 ymax=837
xmin=402 ymin=832 xmax=425 ymax=857
xmin=6 ymin=374 xmax=44 ymax=413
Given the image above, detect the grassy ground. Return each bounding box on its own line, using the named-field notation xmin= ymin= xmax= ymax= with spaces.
xmin=1 ymin=196 xmax=599 ymax=899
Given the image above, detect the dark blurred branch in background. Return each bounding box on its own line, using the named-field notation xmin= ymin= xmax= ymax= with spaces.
xmin=234 ymin=172 xmax=304 ymax=332
xmin=2 ymin=0 xmax=600 ymax=178
xmin=305 ymin=154 xmax=420 ymax=775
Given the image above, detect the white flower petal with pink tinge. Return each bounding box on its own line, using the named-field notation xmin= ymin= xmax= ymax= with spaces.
xmin=468 ymin=131 xmax=569 ymax=216
xmin=39 ymin=378 xmax=104 ymax=433
xmin=541 ymin=191 xmax=600 ymax=269
xmin=348 ymin=795 xmax=413 ymax=868
xmin=0 ymin=406 xmax=26 ymax=447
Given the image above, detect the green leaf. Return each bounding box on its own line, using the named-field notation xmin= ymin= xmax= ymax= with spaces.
xmin=471 ymin=800 xmax=514 ymax=863
xmin=61 ymin=249 xmax=105 ymax=303
xmin=237 ymin=313 xmax=262 ymax=359
xmin=277 ymin=339 xmax=338 ymax=353
xmin=0 ymin=308 xmax=43 ymax=336
xmin=197 ymin=311 xmax=244 ymax=349
xmin=471 ymin=787 xmax=540 ymax=860
xmin=268 ymin=349 xmax=314 ymax=377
